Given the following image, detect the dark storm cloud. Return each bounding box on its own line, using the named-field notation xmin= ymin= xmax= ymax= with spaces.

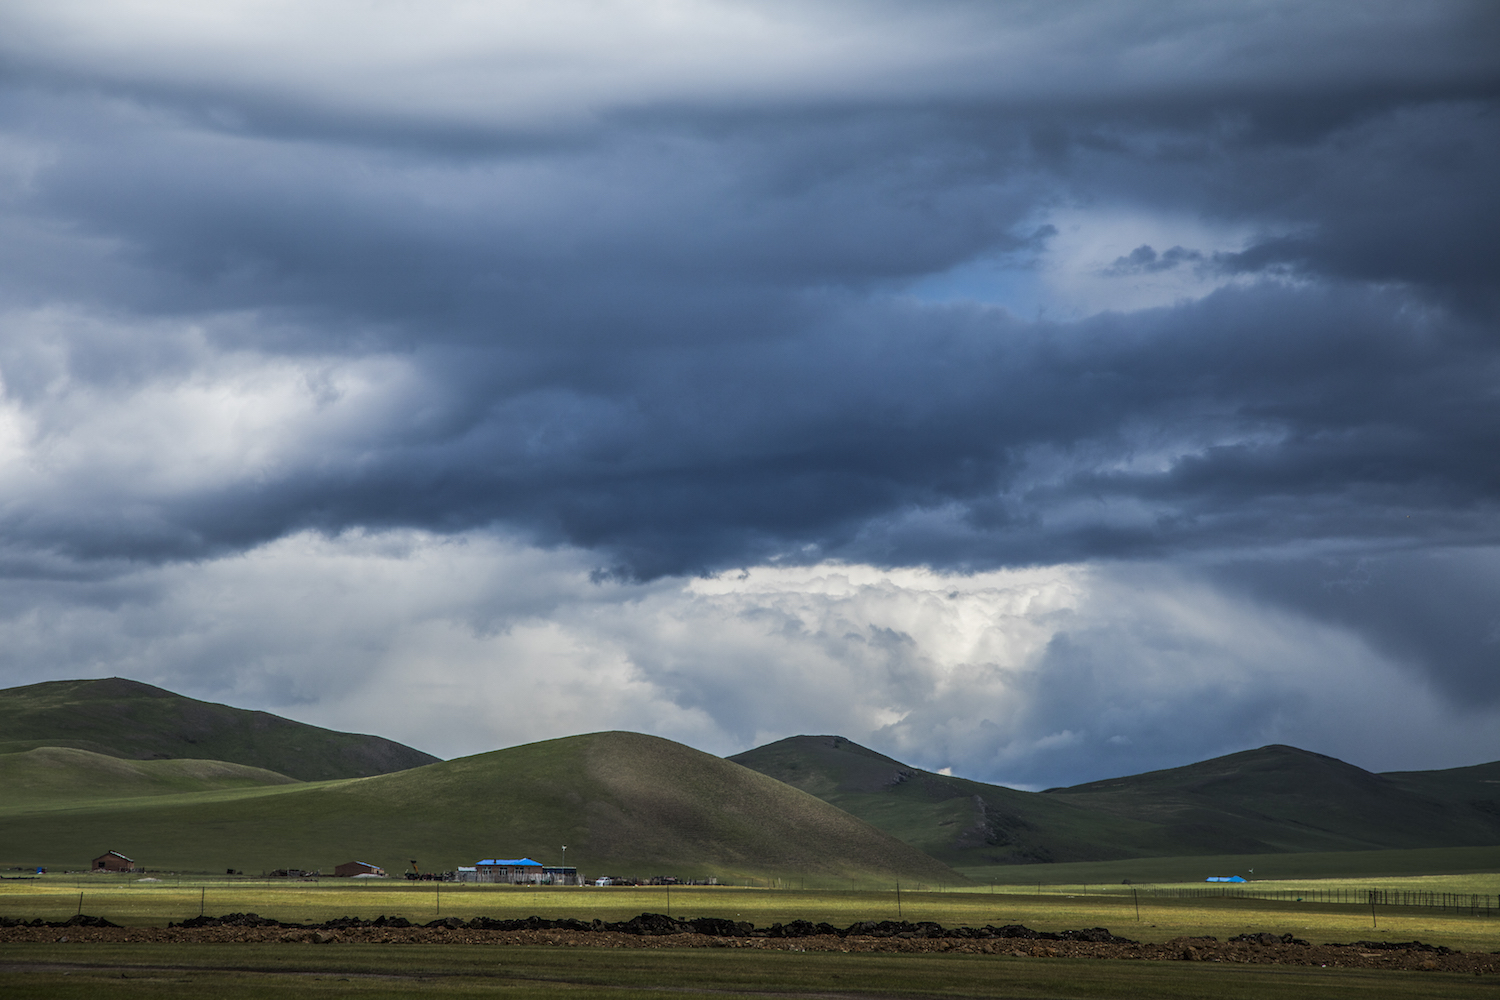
xmin=13 ymin=278 xmax=1493 ymax=594
xmin=0 ymin=0 xmax=1496 ymax=584
xmin=1207 ymin=549 xmax=1500 ymax=705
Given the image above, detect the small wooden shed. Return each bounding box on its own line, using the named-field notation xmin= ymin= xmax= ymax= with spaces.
xmin=334 ymin=860 xmax=386 ymax=877
xmin=92 ymin=851 xmax=137 ymax=872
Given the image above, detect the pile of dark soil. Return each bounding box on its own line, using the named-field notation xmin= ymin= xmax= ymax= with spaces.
xmin=1 ymin=913 xmax=1495 ymax=974
xmin=0 ymin=915 xmax=118 ymax=929
xmin=163 ymin=911 xmax=1136 ymax=942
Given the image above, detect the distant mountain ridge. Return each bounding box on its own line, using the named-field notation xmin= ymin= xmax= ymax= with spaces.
xmin=0 ymin=677 xmax=439 ymax=781
xmin=730 ymin=735 xmax=1500 ymax=871
xmin=6 ymin=676 xmax=1497 ymax=878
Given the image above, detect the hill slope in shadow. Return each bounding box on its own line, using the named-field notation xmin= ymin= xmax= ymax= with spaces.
xmin=729 ymin=735 xmax=1159 ymax=866
xmin=1045 ymin=744 xmax=1500 ymax=854
xmin=1381 ymin=759 xmax=1500 ymax=819
xmin=731 ymin=736 xmax=1500 ymax=869
xmin=0 ymin=678 xmax=438 ymax=781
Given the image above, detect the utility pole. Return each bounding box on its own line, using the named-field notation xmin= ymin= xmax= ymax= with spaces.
xmin=561 ymin=846 xmax=567 ymax=885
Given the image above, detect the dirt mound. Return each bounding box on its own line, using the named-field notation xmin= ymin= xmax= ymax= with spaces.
xmin=2 ymin=913 xmax=1495 ymax=974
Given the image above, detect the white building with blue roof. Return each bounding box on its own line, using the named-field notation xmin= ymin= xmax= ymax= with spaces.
xmin=474 ymin=858 xmax=544 ymax=883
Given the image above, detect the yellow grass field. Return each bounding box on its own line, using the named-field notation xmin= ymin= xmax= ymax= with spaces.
xmin=4 ymin=876 xmax=1498 ymax=952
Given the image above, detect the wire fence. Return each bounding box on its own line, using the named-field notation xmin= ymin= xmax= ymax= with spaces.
xmin=1127 ymin=885 xmax=1498 ymax=916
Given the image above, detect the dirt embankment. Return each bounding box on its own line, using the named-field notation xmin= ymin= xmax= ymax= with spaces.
xmin=2 ymin=913 xmax=1496 ymax=975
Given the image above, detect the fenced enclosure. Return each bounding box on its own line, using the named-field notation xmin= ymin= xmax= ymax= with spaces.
xmin=1124 ymin=885 xmax=1497 ymax=916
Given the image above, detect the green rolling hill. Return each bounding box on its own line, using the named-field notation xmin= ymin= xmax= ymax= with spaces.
xmin=730 ymin=736 xmax=1500 ymax=874
xmin=1382 ymin=759 xmax=1500 ymax=817
xmin=0 ymin=677 xmax=438 ymax=780
xmin=1043 ymin=744 xmax=1500 ymax=854
xmin=728 ymin=735 xmax=1158 ymax=867
xmin=0 ymin=731 xmax=962 ymax=884
xmin=6 ymin=676 xmax=1496 ymax=883
xmin=0 ymin=746 xmax=299 ymax=807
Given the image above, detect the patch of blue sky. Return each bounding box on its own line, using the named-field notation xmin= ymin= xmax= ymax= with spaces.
xmin=903 ymin=255 xmax=1053 ymax=318
xmin=905 ymin=207 xmax=1269 ymax=320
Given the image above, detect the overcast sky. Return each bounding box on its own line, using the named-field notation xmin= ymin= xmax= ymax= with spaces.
xmin=0 ymin=1 xmax=1496 ymax=787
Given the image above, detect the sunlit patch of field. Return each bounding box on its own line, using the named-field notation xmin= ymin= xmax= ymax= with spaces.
xmin=3 ymin=878 xmax=1498 ymax=952
xmin=1231 ymin=874 xmax=1500 ymax=894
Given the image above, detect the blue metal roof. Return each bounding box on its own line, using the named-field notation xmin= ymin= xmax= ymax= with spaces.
xmin=476 ymin=858 xmax=543 ymax=866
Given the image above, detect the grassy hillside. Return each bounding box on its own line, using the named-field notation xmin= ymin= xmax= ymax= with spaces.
xmin=729 ymin=735 xmax=1163 ymax=866
xmin=0 ymin=747 xmax=298 ymax=806
xmin=1382 ymin=759 xmax=1500 ymax=817
xmin=0 ymin=732 xmax=962 ymax=885
xmin=0 ymin=678 xmax=438 ymax=780
xmin=1046 ymin=744 xmax=1500 ymax=853
xmin=731 ymin=737 xmax=1500 ymax=868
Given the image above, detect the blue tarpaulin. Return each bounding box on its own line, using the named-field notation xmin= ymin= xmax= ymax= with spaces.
xmin=1206 ymin=875 xmax=1246 ymax=882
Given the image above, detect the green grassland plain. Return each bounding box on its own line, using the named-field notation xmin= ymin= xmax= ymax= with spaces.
xmin=3 ymin=887 xmax=1499 ymax=1000
xmin=962 ymin=844 xmax=1500 ymax=885
xmin=5 ymin=866 xmax=1499 ymax=999
xmin=4 ymin=879 xmax=1499 ymax=952
xmin=5 ymin=942 xmax=1497 ymax=1000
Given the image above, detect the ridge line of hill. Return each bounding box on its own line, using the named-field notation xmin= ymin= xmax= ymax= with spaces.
xmin=0 ymin=677 xmax=439 ymax=781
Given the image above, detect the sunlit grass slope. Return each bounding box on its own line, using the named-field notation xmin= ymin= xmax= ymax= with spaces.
xmin=0 ymin=732 xmax=962 ymax=885
xmin=732 ymin=737 xmax=1500 ymax=869
xmin=0 ymin=747 xmax=299 ymax=806
xmin=0 ymin=677 xmax=438 ymax=780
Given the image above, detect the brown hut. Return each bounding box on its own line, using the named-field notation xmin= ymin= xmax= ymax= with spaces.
xmin=333 ymin=860 xmax=386 ymax=877
xmin=91 ymin=851 xmax=137 ymax=872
